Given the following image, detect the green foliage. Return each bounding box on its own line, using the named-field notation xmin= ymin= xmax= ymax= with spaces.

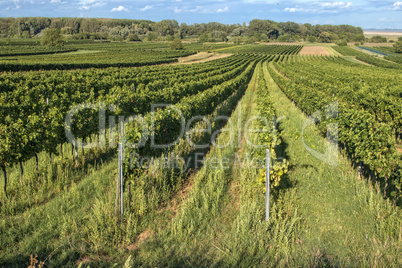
xmin=393 ymin=41 xmax=402 ymax=53
xmin=202 ymin=43 xmax=212 ymax=50
xmin=230 ymin=36 xmax=242 ymax=45
xmin=333 ymin=46 xmax=401 ymax=69
xmin=260 ymin=33 xmax=268 ymax=42
xmin=336 ymin=39 xmax=348 ymax=46
xmin=40 ymin=28 xmax=64 ymax=47
xmin=115 ymin=36 xmax=124 ymax=42
xmin=199 ymin=33 xmax=209 ymax=43
xmin=166 ymin=35 xmax=174 ymax=41
xmin=318 ymin=31 xmax=332 ymax=43
xmin=253 ymin=66 xmax=288 ymax=192
xmin=169 ymin=39 xmax=184 ymax=50
xmin=21 ymin=31 xmax=30 ymax=39
xmin=269 ymin=56 xmax=401 ymax=201
xmin=147 ymin=31 xmax=157 ymax=41
xmin=277 ymin=34 xmax=290 ymax=42
xmin=245 ymin=36 xmax=258 ymax=44
xmin=127 ymin=34 xmax=141 ymax=42
xmin=307 ymin=36 xmax=316 ymax=43
xmin=369 ymin=35 xmax=387 ymax=43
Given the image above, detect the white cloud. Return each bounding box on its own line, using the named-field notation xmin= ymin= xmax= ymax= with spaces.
xmin=111 ymin=5 xmax=128 ymax=12
xmin=50 ymin=0 xmax=60 ymax=3
xmin=393 ymin=1 xmax=402 ymax=10
xmin=217 ymin=6 xmax=228 ymax=12
xmin=77 ymin=0 xmax=104 ymax=10
xmin=284 ymin=7 xmax=299 ymax=12
xmin=284 ymin=2 xmax=353 ymax=14
xmin=321 ymin=2 xmax=352 ymax=9
xmin=140 ymin=5 xmax=153 ymax=12
xmin=171 ymin=5 xmax=228 ymax=14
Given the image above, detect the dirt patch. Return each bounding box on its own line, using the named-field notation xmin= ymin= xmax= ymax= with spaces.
xmin=260 ymin=42 xmax=303 ymax=45
xmin=270 ymin=63 xmax=289 ymax=80
xmin=162 ymin=173 xmax=195 ymax=215
xmin=171 ymin=52 xmax=232 ymax=65
xmin=75 ymin=256 xmax=92 ymax=266
xmin=126 ymin=229 xmax=154 ymax=251
xmin=396 ymin=144 xmax=402 ymax=154
xmin=299 ymin=46 xmax=331 ymax=56
xmin=350 ymin=56 xmax=373 ymax=66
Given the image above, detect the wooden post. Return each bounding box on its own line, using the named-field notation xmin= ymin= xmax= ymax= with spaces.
xmin=266 ymin=149 xmax=270 ymax=222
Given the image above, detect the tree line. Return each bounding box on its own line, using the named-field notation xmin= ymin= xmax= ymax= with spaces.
xmin=0 ymin=17 xmax=368 ymax=43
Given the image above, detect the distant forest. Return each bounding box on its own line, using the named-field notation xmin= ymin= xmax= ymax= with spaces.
xmin=0 ymin=17 xmax=366 ymax=43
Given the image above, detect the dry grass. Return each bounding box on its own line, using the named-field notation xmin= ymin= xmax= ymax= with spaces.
xmin=126 ymin=229 xmax=154 ymax=251
xmin=172 ymin=52 xmax=232 ymax=65
xmin=299 ymin=46 xmax=332 ymax=56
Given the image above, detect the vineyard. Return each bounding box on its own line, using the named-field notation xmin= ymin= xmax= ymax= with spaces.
xmin=0 ymin=41 xmax=401 ymax=267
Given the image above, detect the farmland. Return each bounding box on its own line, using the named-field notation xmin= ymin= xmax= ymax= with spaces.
xmin=0 ymin=39 xmax=401 ymax=267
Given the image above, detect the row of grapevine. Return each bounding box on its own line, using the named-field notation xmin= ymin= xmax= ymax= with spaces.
xmin=124 ymin=57 xmax=264 ymax=158
xmin=120 ymin=60 xmax=264 ymax=218
xmin=217 ymin=44 xmax=303 ymax=55
xmin=272 ymin=57 xmax=402 ymax=138
xmin=0 ymin=54 xmax=242 ymax=93
xmin=267 ymin=58 xmax=401 ymax=202
xmin=0 ymin=54 xmax=263 ymax=196
xmin=365 ymin=46 xmax=402 ymax=64
xmin=252 ymin=62 xmax=289 ymax=191
xmin=332 ymin=46 xmax=401 ymax=69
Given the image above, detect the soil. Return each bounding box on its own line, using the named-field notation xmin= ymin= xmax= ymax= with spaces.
xmin=299 ymin=46 xmax=332 ymax=56
xmin=171 ymin=52 xmax=232 ymax=65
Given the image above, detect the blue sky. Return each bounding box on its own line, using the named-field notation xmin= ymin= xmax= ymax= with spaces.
xmin=0 ymin=0 xmax=401 ymax=29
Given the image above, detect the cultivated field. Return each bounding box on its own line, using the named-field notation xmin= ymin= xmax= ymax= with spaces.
xmin=0 ymin=40 xmax=401 ymax=267
xmin=299 ymin=45 xmax=331 ymax=56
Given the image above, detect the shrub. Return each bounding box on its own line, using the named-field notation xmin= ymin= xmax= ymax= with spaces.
xmin=170 ymin=39 xmax=184 ymax=50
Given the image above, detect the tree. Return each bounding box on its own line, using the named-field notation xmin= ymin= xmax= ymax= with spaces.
xmin=336 ymin=39 xmax=347 ymax=46
xmin=170 ymin=39 xmax=184 ymax=50
xmin=394 ymin=41 xmax=402 ymax=53
xmin=318 ymin=31 xmax=332 ymax=43
xmin=147 ymin=31 xmax=157 ymax=41
xmin=115 ymin=36 xmax=124 ymax=42
xmin=369 ymin=35 xmax=387 ymax=43
xmin=230 ymin=36 xmax=242 ymax=45
xmin=127 ymin=33 xmax=141 ymax=42
xmin=260 ymin=33 xmax=268 ymax=42
xmin=40 ymin=28 xmax=64 ymax=47
xmin=199 ymin=33 xmax=209 ymax=42
xmin=308 ymin=36 xmax=316 ymax=43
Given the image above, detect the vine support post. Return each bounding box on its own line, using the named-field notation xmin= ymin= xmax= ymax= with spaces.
xmin=60 ymin=144 xmax=63 ymax=162
xmin=34 ymin=153 xmax=39 ymax=181
xmin=74 ymin=139 xmax=78 ymax=165
xmin=358 ymin=161 xmax=362 ymax=179
xmin=266 ymin=149 xmax=270 ymax=222
xmin=2 ymin=166 xmax=7 ymax=198
xmin=19 ymin=161 xmax=24 ymax=186
xmin=115 ymin=143 xmax=124 ymax=220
